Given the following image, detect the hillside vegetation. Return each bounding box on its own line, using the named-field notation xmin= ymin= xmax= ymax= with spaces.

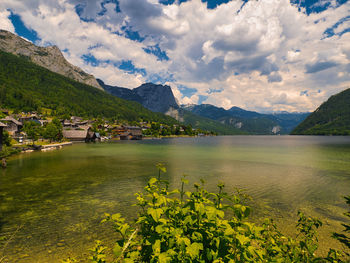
xmin=180 ymin=109 xmax=246 ymax=135
xmin=292 ymin=88 xmax=350 ymax=135
xmin=0 ymin=50 xmax=177 ymax=124
xmin=184 ymin=104 xmax=309 ymax=135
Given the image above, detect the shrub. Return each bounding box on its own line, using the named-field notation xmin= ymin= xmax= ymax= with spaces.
xmin=84 ymin=165 xmax=350 ymax=262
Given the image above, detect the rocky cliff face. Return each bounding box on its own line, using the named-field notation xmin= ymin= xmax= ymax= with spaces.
xmin=0 ymin=30 xmax=102 ymax=90
xmin=98 ymin=79 xmax=179 ymax=113
xmin=134 ymin=83 xmax=179 ymax=113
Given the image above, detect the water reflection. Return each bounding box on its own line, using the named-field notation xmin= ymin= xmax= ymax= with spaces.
xmin=1 ymin=136 xmax=350 ymax=261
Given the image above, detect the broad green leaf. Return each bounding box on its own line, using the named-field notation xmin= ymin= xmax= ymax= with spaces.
xmin=149 ymin=177 xmax=157 ymax=185
xmin=186 ymin=242 xmax=203 ymax=259
xmin=156 ymin=163 xmax=167 ymax=173
xmin=153 ymin=239 xmax=161 ymax=254
xmin=148 ymin=208 xmax=163 ymax=222
xmin=113 ymin=243 xmax=122 ymax=258
xmin=236 ymin=234 xmax=250 ymax=245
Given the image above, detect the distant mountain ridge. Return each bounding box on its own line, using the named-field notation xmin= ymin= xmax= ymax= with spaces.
xmin=292 ymin=88 xmax=350 ymax=135
xmin=97 ymin=79 xmax=179 ymax=113
xmin=98 ymin=79 xmax=244 ymax=134
xmin=0 ymin=30 xmax=102 ymax=90
xmin=183 ymin=104 xmax=309 ymax=134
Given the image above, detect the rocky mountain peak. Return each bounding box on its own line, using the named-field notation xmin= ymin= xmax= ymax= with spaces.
xmin=98 ymin=79 xmax=179 ymax=113
xmin=0 ymin=30 xmax=102 ymax=90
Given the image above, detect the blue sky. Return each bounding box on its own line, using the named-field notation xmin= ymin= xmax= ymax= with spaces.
xmin=0 ymin=0 xmax=349 ymax=112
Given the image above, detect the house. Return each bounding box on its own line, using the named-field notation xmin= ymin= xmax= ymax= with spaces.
xmin=0 ymin=116 xmax=23 ymax=135
xmin=19 ymin=114 xmax=40 ymax=125
xmin=120 ymin=126 xmax=142 ymax=140
xmin=63 ymin=128 xmax=97 ymax=142
xmin=71 ymin=116 xmax=83 ymax=122
xmin=0 ymin=122 xmax=7 ymax=151
xmin=63 ymin=118 xmax=88 ymax=129
xmin=63 ymin=130 xmax=89 ymax=142
xmin=112 ymin=126 xmax=127 ymax=136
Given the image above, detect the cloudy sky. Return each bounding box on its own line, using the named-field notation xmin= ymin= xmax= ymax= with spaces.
xmin=0 ymin=0 xmax=349 ymax=113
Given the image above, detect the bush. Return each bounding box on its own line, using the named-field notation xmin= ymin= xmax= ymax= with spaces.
xmin=83 ymin=165 xmax=350 ymax=263
xmin=2 ymin=130 xmax=11 ymax=146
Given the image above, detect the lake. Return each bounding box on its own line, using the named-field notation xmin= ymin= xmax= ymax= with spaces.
xmin=1 ymin=136 xmax=350 ymax=262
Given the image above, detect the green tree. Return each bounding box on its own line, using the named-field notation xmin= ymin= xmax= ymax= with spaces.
xmin=44 ymin=121 xmax=62 ymax=143
xmin=2 ymin=130 xmax=11 ymax=146
xmin=23 ymin=121 xmax=41 ymax=145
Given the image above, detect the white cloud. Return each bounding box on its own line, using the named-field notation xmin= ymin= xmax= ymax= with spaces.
xmin=0 ymin=0 xmax=349 ymax=112
xmin=0 ymin=9 xmax=15 ymax=33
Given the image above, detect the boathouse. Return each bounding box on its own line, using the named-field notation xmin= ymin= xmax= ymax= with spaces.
xmin=62 ymin=129 xmax=98 ymax=142
xmin=120 ymin=126 xmax=142 ymax=140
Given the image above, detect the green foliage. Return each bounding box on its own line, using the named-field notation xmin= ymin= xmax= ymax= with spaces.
xmin=143 ymin=122 xmax=211 ymax=137
xmin=333 ymin=196 xmax=350 ymax=256
xmin=22 ymin=121 xmax=42 ymax=145
xmin=181 ymin=109 xmax=244 ymax=135
xmin=0 ymin=145 xmax=21 ymax=158
xmin=89 ymin=166 xmax=349 ymax=263
xmin=0 ymin=50 xmax=177 ymax=125
xmin=43 ymin=118 xmax=63 ymax=142
xmin=90 ymin=241 xmax=107 ymax=263
xmin=292 ymin=88 xmax=350 ymax=135
xmin=2 ymin=130 xmax=11 ymax=146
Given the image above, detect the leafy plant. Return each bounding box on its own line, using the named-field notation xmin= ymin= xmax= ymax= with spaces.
xmin=2 ymin=130 xmax=11 ymax=146
xmin=333 ymin=196 xmax=350 ymax=256
xmin=88 ymin=165 xmax=349 ymax=262
xmin=43 ymin=118 xmax=63 ymax=142
xmin=22 ymin=120 xmax=42 ymax=145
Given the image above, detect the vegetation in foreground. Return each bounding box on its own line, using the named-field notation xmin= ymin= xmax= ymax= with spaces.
xmin=64 ymin=165 xmax=349 ymax=263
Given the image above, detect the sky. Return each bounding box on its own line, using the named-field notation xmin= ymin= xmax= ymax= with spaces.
xmin=0 ymin=0 xmax=349 ymax=113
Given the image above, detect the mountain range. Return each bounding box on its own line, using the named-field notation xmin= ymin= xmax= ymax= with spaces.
xmin=98 ymin=78 xmax=309 ymax=134
xmin=183 ymin=104 xmax=310 ymax=134
xmin=0 ymin=29 xmax=347 ymax=136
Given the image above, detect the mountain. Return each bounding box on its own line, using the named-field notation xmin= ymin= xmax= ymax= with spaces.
xmin=166 ymin=107 xmax=245 ymax=135
xmin=98 ymin=80 xmax=243 ymax=134
xmin=98 ymin=79 xmax=179 ymax=113
xmin=292 ymin=88 xmax=350 ymax=135
xmin=0 ymin=50 xmax=177 ymax=124
xmin=183 ymin=104 xmax=309 ymax=134
xmin=0 ymin=30 xmax=102 ymax=90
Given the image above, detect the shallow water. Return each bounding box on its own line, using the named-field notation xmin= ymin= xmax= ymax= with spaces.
xmin=1 ymin=136 xmax=350 ymax=262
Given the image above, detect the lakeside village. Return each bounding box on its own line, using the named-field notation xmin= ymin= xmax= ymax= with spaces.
xmin=0 ymin=109 xmax=213 ymax=159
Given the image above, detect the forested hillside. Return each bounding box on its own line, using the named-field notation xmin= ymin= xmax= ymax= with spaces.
xmin=292 ymin=88 xmax=350 ymax=135
xmin=0 ymin=50 xmax=177 ymax=124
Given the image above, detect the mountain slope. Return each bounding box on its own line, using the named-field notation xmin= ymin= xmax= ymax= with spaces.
xmin=0 ymin=30 xmax=102 ymax=90
xmin=0 ymin=50 xmax=177 ymax=124
xmin=98 ymin=79 xmax=179 ymax=113
xmin=183 ymin=104 xmax=309 ymax=134
xmin=99 ymin=80 xmax=243 ymax=134
xmin=166 ymin=108 xmax=245 ymax=135
xmin=292 ymin=88 xmax=350 ymax=135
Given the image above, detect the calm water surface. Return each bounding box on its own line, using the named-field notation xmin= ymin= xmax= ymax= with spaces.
xmin=1 ymin=136 xmax=350 ymax=262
